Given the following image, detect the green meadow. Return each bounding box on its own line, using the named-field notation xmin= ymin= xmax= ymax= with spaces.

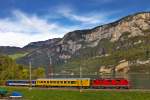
xmin=8 ymin=52 xmax=28 ymax=60
xmin=1 ymin=87 xmax=150 ymax=100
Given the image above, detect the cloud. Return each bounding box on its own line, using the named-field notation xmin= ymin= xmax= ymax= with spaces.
xmin=56 ymin=5 xmax=118 ymax=25
xmin=0 ymin=7 xmax=119 ymax=47
xmin=0 ymin=10 xmax=77 ymax=47
xmin=57 ymin=6 xmax=101 ymax=24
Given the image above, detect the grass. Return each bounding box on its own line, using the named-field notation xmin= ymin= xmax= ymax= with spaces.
xmin=0 ymin=87 xmax=150 ymax=100
xmin=8 ymin=52 xmax=28 ymax=60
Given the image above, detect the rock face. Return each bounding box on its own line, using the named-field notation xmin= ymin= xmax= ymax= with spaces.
xmin=115 ymin=60 xmax=129 ymax=73
xmin=60 ymin=12 xmax=150 ymax=52
xmin=99 ymin=66 xmax=112 ymax=74
xmin=51 ymin=12 xmax=150 ymax=61
xmin=1 ymin=12 xmax=150 ymax=68
xmin=83 ymin=12 xmax=150 ymax=42
xmin=24 ymin=38 xmax=61 ymax=49
xmin=99 ymin=60 xmax=130 ymax=74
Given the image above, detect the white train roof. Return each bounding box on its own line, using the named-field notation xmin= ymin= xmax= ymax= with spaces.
xmin=36 ymin=78 xmax=90 ymax=80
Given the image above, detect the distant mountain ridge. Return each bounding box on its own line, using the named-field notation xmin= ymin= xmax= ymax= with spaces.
xmin=0 ymin=46 xmax=21 ymax=55
xmin=0 ymin=12 xmax=150 ymax=74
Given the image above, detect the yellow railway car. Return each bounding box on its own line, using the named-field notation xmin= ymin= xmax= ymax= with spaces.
xmin=35 ymin=78 xmax=90 ymax=87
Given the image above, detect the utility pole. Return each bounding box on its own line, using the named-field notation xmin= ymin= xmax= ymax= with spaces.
xmin=79 ymin=63 xmax=82 ymax=92
xmin=28 ymin=54 xmax=33 ymax=90
xmin=80 ymin=65 xmax=82 ymax=78
xmin=112 ymin=53 xmax=117 ymax=79
xmin=112 ymin=65 xmax=116 ymax=78
xmin=29 ymin=58 xmax=32 ymax=90
xmin=47 ymin=52 xmax=53 ymax=78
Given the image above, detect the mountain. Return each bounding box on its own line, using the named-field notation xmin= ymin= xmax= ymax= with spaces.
xmin=23 ymin=38 xmax=61 ymax=49
xmin=0 ymin=12 xmax=150 ymax=74
xmin=0 ymin=46 xmax=21 ymax=55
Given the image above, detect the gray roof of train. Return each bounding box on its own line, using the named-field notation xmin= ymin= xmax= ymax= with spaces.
xmin=36 ymin=78 xmax=90 ymax=80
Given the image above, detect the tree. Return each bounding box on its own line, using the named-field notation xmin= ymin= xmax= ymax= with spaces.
xmin=32 ymin=67 xmax=45 ymax=79
xmin=0 ymin=55 xmax=46 ymax=81
xmin=21 ymin=69 xmax=29 ymax=79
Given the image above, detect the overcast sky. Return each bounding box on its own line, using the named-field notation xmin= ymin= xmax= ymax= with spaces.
xmin=0 ymin=0 xmax=150 ymax=47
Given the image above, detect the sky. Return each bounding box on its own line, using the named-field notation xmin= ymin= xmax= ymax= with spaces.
xmin=0 ymin=0 xmax=150 ymax=47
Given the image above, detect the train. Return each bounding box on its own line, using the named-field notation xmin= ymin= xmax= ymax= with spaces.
xmin=6 ymin=80 xmax=35 ymax=86
xmin=6 ymin=78 xmax=130 ymax=89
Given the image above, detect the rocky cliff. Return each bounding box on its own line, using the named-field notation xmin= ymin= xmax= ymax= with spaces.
xmin=0 ymin=12 xmax=150 ymax=74
xmin=45 ymin=12 xmax=150 ymax=61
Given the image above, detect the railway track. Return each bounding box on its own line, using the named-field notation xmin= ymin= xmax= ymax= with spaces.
xmin=2 ymin=86 xmax=150 ymax=92
xmin=0 ymin=86 xmax=150 ymax=92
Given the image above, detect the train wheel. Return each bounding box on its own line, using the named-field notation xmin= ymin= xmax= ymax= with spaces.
xmin=116 ymin=87 xmax=120 ymax=89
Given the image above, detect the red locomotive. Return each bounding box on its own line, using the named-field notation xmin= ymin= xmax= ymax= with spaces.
xmin=91 ymin=78 xmax=130 ymax=89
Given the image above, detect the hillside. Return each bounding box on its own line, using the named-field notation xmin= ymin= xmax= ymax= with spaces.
xmin=0 ymin=12 xmax=150 ymax=75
